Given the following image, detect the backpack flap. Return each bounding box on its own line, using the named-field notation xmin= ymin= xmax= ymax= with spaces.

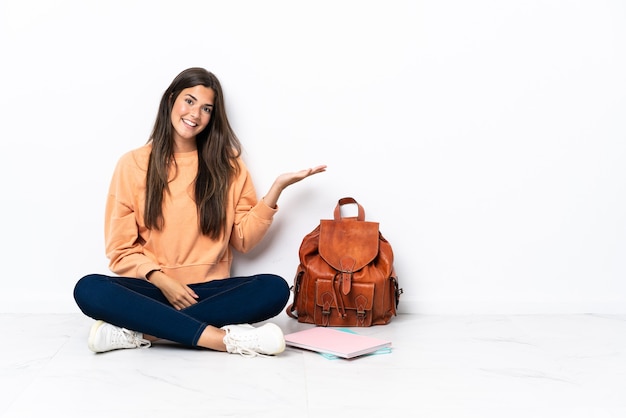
xmin=318 ymin=219 xmax=380 ymax=295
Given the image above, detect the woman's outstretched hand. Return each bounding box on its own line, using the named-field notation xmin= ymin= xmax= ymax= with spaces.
xmin=263 ymin=165 xmax=327 ymax=208
xmin=275 ymin=165 xmax=327 ymax=189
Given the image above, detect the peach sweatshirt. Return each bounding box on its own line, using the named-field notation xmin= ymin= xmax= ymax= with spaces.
xmin=104 ymin=144 xmax=277 ymax=284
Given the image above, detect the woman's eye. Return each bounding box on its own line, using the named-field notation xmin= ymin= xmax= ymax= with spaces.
xmin=203 ymin=106 xmax=212 ymax=114
xmin=185 ymin=98 xmax=193 ymax=105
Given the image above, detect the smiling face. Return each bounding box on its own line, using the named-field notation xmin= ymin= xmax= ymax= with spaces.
xmin=170 ymin=85 xmax=215 ymax=152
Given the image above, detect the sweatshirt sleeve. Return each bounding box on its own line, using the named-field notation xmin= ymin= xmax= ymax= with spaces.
xmin=104 ymin=150 xmax=161 ymax=279
xmin=229 ymin=160 xmax=278 ymax=253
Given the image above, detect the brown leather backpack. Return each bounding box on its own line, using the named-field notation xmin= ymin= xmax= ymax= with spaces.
xmin=286 ymin=197 xmax=402 ymax=326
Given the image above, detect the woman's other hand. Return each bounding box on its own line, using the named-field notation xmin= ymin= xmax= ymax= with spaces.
xmin=148 ymin=271 xmax=199 ymax=310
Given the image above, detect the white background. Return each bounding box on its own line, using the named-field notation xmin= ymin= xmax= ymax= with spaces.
xmin=0 ymin=0 xmax=624 ymax=314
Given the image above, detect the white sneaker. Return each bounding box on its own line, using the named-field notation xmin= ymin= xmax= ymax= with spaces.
xmin=88 ymin=320 xmax=151 ymax=353
xmin=221 ymin=323 xmax=285 ymax=357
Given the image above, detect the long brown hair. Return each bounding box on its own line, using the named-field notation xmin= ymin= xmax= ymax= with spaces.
xmin=144 ymin=67 xmax=242 ymax=239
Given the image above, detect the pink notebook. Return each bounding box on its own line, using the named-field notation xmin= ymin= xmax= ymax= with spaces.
xmin=284 ymin=327 xmax=392 ymax=359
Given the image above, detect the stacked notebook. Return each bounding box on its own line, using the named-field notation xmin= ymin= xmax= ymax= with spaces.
xmin=284 ymin=327 xmax=392 ymax=359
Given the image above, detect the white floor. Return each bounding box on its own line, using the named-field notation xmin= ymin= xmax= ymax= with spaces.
xmin=1 ymin=313 xmax=625 ymax=417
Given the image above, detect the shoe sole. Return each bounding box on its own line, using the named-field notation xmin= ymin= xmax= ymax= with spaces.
xmin=87 ymin=320 xmax=106 ymax=353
